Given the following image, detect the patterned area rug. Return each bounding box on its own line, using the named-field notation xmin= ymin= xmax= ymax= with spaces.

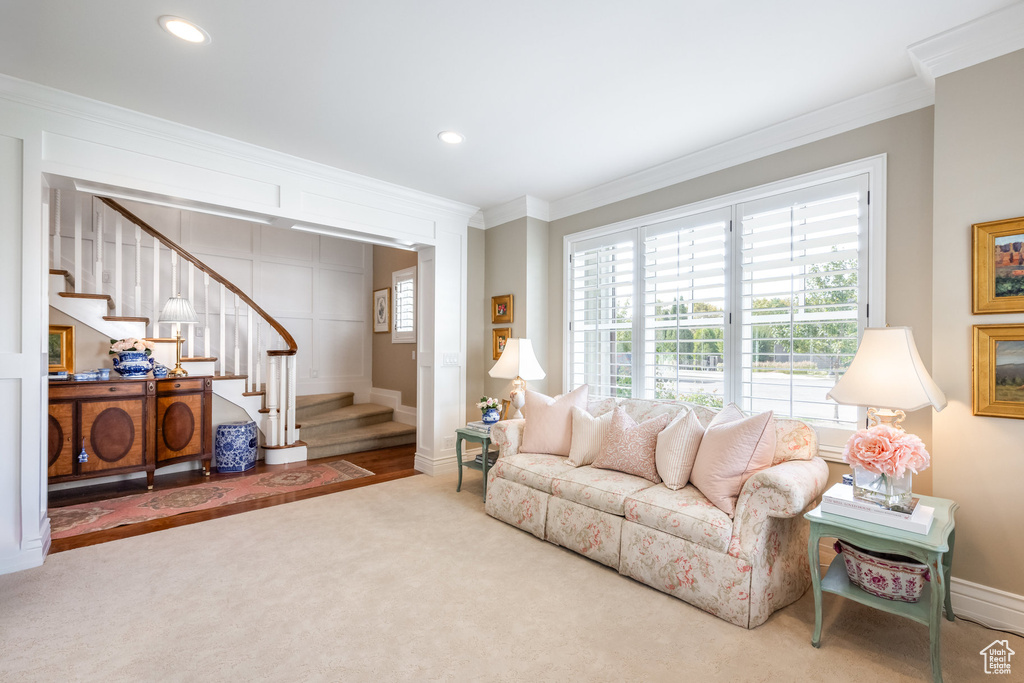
xmin=49 ymin=460 xmax=374 ymax=539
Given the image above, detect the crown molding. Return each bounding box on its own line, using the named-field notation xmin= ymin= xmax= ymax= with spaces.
xmin=547 ymin=77 xmax=932 ymax=221
xmin=480 ymin=194 xmax=551 ymax=229
xmin=468 ymin=211 xmax=485 ymax=229
xmin=909 ymin=2 xmax=1024 ymax=86
xmin=0 ymin=73 xmax=480 ymax=222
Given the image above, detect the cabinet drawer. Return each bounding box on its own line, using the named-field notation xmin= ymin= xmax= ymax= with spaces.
xmin=50 ymin=380 xmax=151 ymax=400
xmin=156 ymin=377 xmax=210 ymax=394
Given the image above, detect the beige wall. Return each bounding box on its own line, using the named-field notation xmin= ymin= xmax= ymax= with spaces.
xmin=371 ymin=246 xmax=418 ymax=406
xmin=932 ymin=49 xmax=1024 ymax=595
xmin=466 ymin=227 xmax=486 ymax=421
xmin=49 ymin=308 xmax=112 ymax=373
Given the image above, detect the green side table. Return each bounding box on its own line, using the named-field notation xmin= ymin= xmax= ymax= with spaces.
xmin=806 ymin=494 xmax=958 ymax=683
xmin=455 ymin=427 xmax=497 ymax=502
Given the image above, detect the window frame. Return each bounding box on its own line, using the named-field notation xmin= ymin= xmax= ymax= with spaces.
xmin=392 ymin=266 xmax=416 ymax=344
xmin=563 ymin=155 xmax=887 ymax=460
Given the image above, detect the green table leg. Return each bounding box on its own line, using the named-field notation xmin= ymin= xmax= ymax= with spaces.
xmin=929 ymin=551 xmax=945 ymax=683
xmin=809 ymin=527 xmax=823 ymax=648
xmin=455 ymin=436 xmax=464 ymax=493
xmin=481 ymin=437 xmax=490 ymax=502
xmin=943 ymin=530 xmax=956 ymax=622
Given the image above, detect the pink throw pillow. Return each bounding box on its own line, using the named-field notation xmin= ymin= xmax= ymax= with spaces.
xmin=591 ymin=406 xmax=671 ymax=483
xmin=521 ymin=385 xmax=590 ymax=456
xmin=689 ymin=404 xmax=776 ymax=517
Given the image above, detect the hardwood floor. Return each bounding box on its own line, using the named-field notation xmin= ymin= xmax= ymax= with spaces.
xmin=48 ymin=445 xmax=417 ymax=554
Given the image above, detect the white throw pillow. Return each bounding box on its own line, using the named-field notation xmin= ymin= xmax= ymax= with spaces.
xmin=567 ymin=406 xmax=613 ymax=467
xmin=655 ymin=409 xmax=705 ymax=490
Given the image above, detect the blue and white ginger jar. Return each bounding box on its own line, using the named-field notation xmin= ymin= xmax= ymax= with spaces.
xmin=482 ymin=408 xmax=501 ymax=425
xmin=111 ymin=350 xmax=154 ymax=379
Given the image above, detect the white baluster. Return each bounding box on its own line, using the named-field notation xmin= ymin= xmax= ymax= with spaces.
xmin=94 ymin=202 xmax=103 ymax=295
xmin=254 ymin=324 xmax=262 ymax=396
xmin=234 ymin=294 xmax=241 ymax=377
xmin=170 ymin=250 xmax=178 ymax=295
xmin=52 ymin=189 xmax=62 ymax=269
xmin=267 ymin=358 xmax=279 ymax=447
xmin=73 ymin=195 xmax=82 ymax=290
xmin=114 ymin=214 xmax=122 ymax=316
xmin=152 ymin=238 xmax=161 ymax=338
xmin=187 ymin=262 xmax=195 ymax=357
xmin=219 ymin=286 xmax=226 ymax=376
xmin=134 ymin=225 xmax=142 ymax=318
xmin=203 ymin=273 xmax=211 ymax=358
xmin=278 ymin=355 xmax=287 ymax=446
xmin=246 ymin=303 xmax=253 ymax=391
xmin=287 ymin=354 xmax=297 ymax=445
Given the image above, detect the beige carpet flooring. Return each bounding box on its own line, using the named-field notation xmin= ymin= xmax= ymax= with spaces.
xmin=0 ymin=472 xmax=1018 ymax=682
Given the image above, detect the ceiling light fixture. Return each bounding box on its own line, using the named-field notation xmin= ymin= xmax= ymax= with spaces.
xmin=437 ymin=131 xmax=465 ymax=145
xmin=158 ymin=16 xmax=211 ymax=44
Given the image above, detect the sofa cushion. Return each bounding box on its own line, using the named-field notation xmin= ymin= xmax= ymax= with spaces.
xmin=592 ymin=406 xmax=670 ymax=483
xmin=567 ymin=406 xmax=613 ymax=467
xmin=521 ymin=385 xmax=589 ymax=456
xmin=551 ymin=466 xmax=656 ymax=516
xmin=624 ymin=484 xmax=733 ymax=554
xmin=492 ymin=453 xmax=574 ymax=494
xmin=656 ymin=409 xmax=705 ymax=490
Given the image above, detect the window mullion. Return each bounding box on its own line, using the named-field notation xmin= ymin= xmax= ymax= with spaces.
xmin=632 ymin=226 xmax=644 ymax=399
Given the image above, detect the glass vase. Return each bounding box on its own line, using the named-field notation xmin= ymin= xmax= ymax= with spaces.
xmin=852 ymin=466 xmax=913 ymax=512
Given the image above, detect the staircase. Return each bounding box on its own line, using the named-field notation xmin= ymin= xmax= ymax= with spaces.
xmin=48 ymin=189 xmax=415 ymax=466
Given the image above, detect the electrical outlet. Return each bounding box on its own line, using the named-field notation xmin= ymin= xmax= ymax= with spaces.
xmin=195 ymin=328 xmax=204 ymax=338
xmin=411 ymin=350 xmax=416 ymax=360
xmin=102 ymin=270 xmax=111 ymax=283
xmin=310 ymin=368 xmax=318 ymax=378
xmin=443 ymin=436 xmax=455 ymax=449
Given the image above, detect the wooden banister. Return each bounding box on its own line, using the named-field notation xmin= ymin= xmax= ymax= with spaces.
xmin=98 ymin=197 xmax=296 ymax=353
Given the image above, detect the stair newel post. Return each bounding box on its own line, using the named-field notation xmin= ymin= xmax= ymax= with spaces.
xmin=219 ymin=286 xmax=227 ymax=377
xmin=134 ymin=224 xmax=142 ymax=318
xmin=233 ymin=293 xmax=241 ymax=376
xmin=151 ymin=237 xmax=161 ymax=338
xmin=52 ymin=188 xmax=61 ymax=269
xmin=114 ymin=214 xmax=123 ymax=317
xmin=203 ymin=273 xmax=211 ymax=358
xmin=278 ymin=353 xmax=287 ymax=446
xmin=286 ymin=353 xmax=297 ymax=445
xmin=267 ymin=356 xmax=279 ymax=447
xmin=93 ymin=199 xmax=103 ymax=296
xmin=73 ymin=194 xmax=82 ymax=290
xmin=187 ymin=261 xmax=195 ymax=357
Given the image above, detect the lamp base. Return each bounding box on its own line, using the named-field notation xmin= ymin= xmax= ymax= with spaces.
xmin=168 ymin=365 xmax=189 ymax=377
xmin=169 ymin=333 xmax=188 ymax=377
xmin=867 ymin=407 xmax=907 ymax=430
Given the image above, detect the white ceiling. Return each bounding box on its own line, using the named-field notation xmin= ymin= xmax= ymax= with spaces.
xmin=0 ymin=1 xmax=1017 ymax=213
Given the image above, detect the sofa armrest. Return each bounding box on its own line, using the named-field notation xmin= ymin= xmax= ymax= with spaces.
xmin=728 ymin=457 xmax=829 ymax=560
xmin=490 ymin=419 xmax=526 ymax=459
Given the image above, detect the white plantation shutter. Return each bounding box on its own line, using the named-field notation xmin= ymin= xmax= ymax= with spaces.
xmin=392 ymin=266 xmax=415 ymax=343
xmin=641 ymin=209 xmax=729 ymax=403
xmin=569 ymin=233 xmax=636 ymax=397
xmin=737 ymin=175 xmax=868 ymax=430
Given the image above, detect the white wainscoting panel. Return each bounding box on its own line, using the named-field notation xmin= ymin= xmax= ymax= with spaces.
xmin=318 ymin=235 xmax=365 ymax=268
xmin=260 ymin=262 xmax=313 ymax=313
xmin=318 ymin=320 xmax=365 ymax=377
xmin=261 ymin=225 xmax=314 ymax=262
xmin=318 ymin=268 xmax=365 ymax=320
xmin=190 ymin=212 xmax=256 ymax=254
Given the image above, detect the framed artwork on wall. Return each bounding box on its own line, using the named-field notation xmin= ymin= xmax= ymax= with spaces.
xmin=48 ymin=325 xmax=75 ymax=374
xmin=491 ymin=294 xmax=513 ymax=324
xmin=973 ymin=216 xmax=1024 ymax=313
xmin=373 ymin=287 xmax=391 ymax=333
xmin=973 ymin=323 xmax=1024 ymax=419
xmin=492 ymin=327 xmax=511 ymax=360
xmin=500 ymin=398 xmax=511 ymax=420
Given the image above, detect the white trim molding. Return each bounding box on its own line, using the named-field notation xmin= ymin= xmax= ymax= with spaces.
xmin=909 ymin=2 xmax=1024 ymax=86
xmin=952 ymin=577 xmax=1024 ymax=638
xmin=481 ymin=194 xmax=551 ymax=229
xmin=369 ymin=387 xmax=417 ymax=426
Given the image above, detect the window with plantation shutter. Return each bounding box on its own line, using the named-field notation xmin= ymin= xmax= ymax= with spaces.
xmin=392 ymin=266 xmax=416 ymax=343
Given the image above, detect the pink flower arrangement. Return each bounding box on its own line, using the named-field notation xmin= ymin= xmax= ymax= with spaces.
xmin=109 ymin=337 xmax=155 ymax=356
xmin=842 ymin=424 xmax=930 ymax=479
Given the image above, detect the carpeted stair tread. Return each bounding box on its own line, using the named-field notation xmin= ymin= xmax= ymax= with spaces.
xmin=304 ymin=421 xmax=416 ymax=459
xmin=300 ymin=403 xmax=395 ymax=429
xmin=295 ymin=392 xmax=355 ymax=419
xmin=296 ymin=392 xmax=355 ymax=410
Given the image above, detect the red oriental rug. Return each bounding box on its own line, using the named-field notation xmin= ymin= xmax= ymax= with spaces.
xmin=49 ymin=459 xmax=373 ymax=539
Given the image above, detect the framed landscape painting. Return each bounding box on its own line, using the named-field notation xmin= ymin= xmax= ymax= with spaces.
xmin=973 ymin=216 xmax=1024 ymax=313
xmin=974 ymin=324 xmax=1024 ymax=419
xmin=48 ymin=324 xmax=74 ymax=374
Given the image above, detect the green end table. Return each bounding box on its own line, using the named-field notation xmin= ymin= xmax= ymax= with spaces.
xmin=455 ymin=427 xmax=497 ymax=501
xmin=805 ymin=494 xmax=958 ymax=683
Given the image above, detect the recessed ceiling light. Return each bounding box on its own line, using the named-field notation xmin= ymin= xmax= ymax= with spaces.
xmin=158 ymin=16 xmax=211 ymax=44
xmin=438 ymin=131 xmax=465 ymax=145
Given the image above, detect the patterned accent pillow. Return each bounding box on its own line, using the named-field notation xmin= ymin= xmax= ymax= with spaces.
xmin=521 ymin=385 xmax=590 ymax=456
xmin=592 ymin=406 xmax=671 ymax=483
xmin=689 ymin=403 xmax=776 ymax=517
xmin=567 ymin=406 xmax=613 ymax=467
xmin=655 ymin=409 xmax=705 ymax=490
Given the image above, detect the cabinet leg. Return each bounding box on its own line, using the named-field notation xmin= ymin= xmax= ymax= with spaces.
xmin=146 ymin=470 xmax=154 ymax=491
xmin=203 ymin=459 xmax=211 ymax=476
xmin=455 ymin=437 xmax=463 ymax=493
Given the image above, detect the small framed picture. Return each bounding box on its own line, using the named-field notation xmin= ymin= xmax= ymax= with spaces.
xmin=373 ymin=287 xmax=391 ymax=333
xmin=48 ymin=325 xmax=75 ymax=374
xmin=500 ymin=399 xmax=511 ymax=420
xmin=973 ymin=216 xmax=1024 ymax=313
xmin=492 ymin=327 xmax=511 ymax=360
xmin=974 ymin=324 xmax=1024 ymax=419
xmin=491 ymin=294 xmax=513 ymax=324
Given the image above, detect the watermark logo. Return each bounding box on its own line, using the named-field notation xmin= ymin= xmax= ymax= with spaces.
xmin=980 ymin=640 xmax=1015 ymax=675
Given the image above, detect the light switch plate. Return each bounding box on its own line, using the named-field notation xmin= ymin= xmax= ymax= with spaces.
xmin=442 ymin=353 xmax=459 ymax=366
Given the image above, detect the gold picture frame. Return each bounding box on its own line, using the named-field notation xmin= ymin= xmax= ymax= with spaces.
xmin=973 ymin=324 xmax=1024 ymax=419
xmin=48 ymin=325 xmax=75 ymax=374
xmin=973 ymin=215 xmax=1024 ymax=313
xmin=372 ymin=287 xmax=391 ymax=333
xmin=500 ymin=399 xmax=511 ymax=420
xmin=491 ymin=294 xmax=513 ymax=324
xmin=492 ymin=327 xmax=511 ymax=360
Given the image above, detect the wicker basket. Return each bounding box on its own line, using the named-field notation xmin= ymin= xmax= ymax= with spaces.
xmin=834 ymin=540 xmax=930 ymax=603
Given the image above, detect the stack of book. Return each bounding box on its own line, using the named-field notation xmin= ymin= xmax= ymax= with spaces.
xmin=820 ymin=483 xmax=934 ymax=535
xmin=465 ymin=421 xmax=492 ymax=435
xmin=473 ymin=452 xmax=497 ymax=468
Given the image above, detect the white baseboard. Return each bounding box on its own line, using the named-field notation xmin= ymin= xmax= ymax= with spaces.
xmin=369 ymin=387 xmax=417 ymax=426
xmin=0 ymin=519 xmax=50 ymax=576
xmin=952 ymin=577 xmax=1024 ymax=637
xmin=263 ymin=444 xmax=307 ymax=466
xmin=414 ymin=450 xmax=458 ymax=476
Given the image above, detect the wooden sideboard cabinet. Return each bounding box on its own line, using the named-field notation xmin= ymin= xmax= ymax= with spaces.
xmin=48 ymin=376 xmax=213 ymax=488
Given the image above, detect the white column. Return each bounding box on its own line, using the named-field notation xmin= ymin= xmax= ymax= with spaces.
xmin=151 ymin=238 xmax=161 ymax=338
xmin=73 ymin=195 xmax=82 ymax=290
xmin=114 ymin=214 xmax=122 ymax=316
xmin=266 ymin=358 xmax=279 ymax=447
xmin=203 ymin=273 xmax=211 ymax=358
xmin=52 ymin=188 xmax=61 ymax=269
xmin=219 ymin=286 xmax=226 ymax=376
xmin=134 ymin=225 xmax=142 ymax=318
xmin=286 ymin=354 xmax=297 ymax=445
xmin=277 ymin=355 xmax=287 ymax=446
xmin=94 ymin=201 xmax=103 ymax=295
xmin=233 ymin=294 xmax=241 ymax=376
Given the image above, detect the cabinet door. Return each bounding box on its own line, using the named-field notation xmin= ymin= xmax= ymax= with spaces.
xmin=79 ymin=398 xmax=147 ymax=473
xmin=47 ymin=402 xmax=75 ymax=477
xmin=156 ymin=393 xmax=203 ymax=462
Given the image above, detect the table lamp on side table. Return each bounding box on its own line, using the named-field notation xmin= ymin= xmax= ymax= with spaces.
xmin=488 ymin=338 xmax=545 ymax=419
xmin=158 ymin=294 xmax=199 ymax=377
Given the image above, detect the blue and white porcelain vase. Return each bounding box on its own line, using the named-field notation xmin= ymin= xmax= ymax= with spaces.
xmin=111 ymin=350 xmax=154 ymax=379
xmin=482 ymin=408 xmax=501 ymax=425
xmin=215 ymin=421 xmax=258 ymax=473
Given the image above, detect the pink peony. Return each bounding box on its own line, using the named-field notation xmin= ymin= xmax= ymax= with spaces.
xmin=842 ymin=424 xmax=930 ymax=478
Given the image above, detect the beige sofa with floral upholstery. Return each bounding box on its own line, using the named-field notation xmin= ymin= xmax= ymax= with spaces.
xmin=484 ymin=397 xmax=829 ymax=629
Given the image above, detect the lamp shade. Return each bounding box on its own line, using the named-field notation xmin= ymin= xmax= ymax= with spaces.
xmin=158 ymin=295 xmax=199 ymax=325
xmin=488 ymin=338 xmax=546 ymax=380
xmin=826 ymin=327 xmax=946 ymax=412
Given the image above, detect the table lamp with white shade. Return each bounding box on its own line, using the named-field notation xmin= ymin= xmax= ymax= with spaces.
xmin=826 ymin=326 xmax=946 ymax=510
xmin=158 ymin=294 xmax=199 ymax=377
xmin=488 ymin=338 xmax=545 ymax=419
